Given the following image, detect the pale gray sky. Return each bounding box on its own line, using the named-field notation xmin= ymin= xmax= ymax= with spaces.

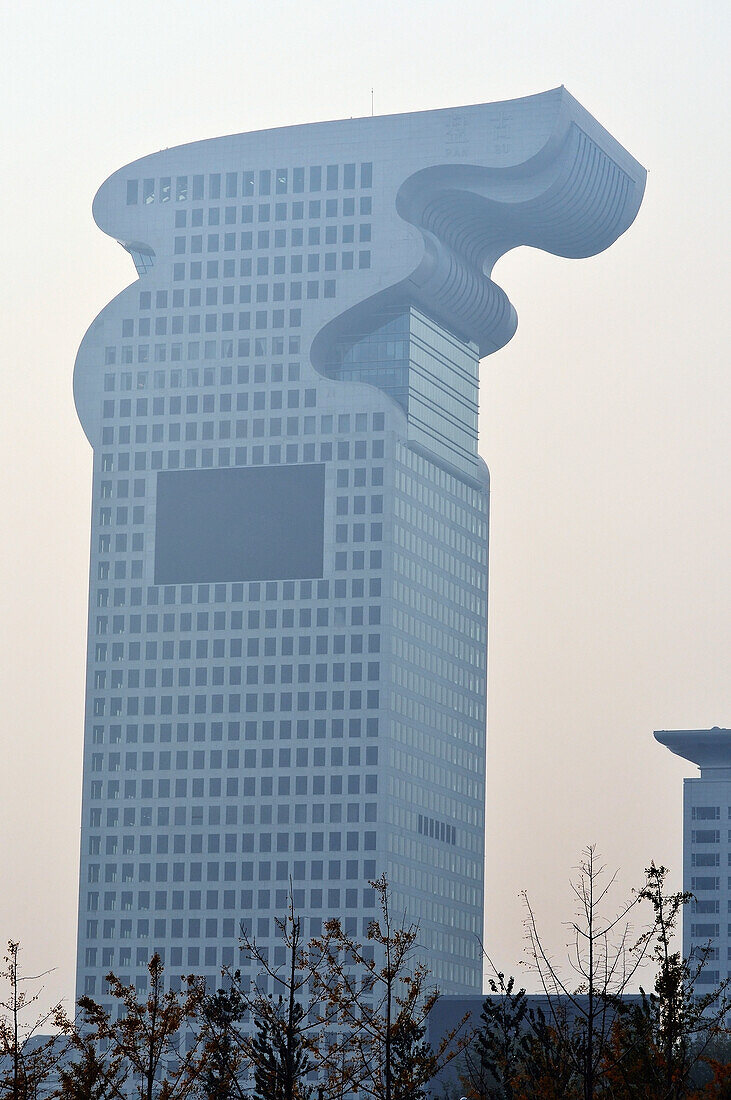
xmin=0 ymin=0 xmax=728 ymax=1006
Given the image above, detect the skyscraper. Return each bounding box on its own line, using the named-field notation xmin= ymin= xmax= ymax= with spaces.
xmin=74 ymin=89 xmax=645 ymax=1003
xmin=655 ymin=728 xmax=731 ymax=987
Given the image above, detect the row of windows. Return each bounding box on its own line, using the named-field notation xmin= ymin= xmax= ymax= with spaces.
xmin=93 ymin=603 xmax=382 ymax=631
xmin=104 ymin=335 xmax=303 ymax=368
xmin=89 ymin=797 xmax=377 ymax=832
xmin=391 ymin=682 xmax=484 ymax=748
xmin=90 ymin=743 xmax=378 ymax=771
xmin=98 ymin=429 xmax=381 ymax=461
xmin=392 ymin=606 xmax=484 ymax=673
xmin=390 ymin=744 xmax=483 ymax=808
xmin=393 ymin=632 xmax=484 ymax=700
xmin=125 ymin=163 xmax=373 ymax=206
xmin=87 ymin=865 xmax=377 ymax=917
xmin=88 ymin=827 xmax=378 ymax=857
xmin=387 ymin=883 xmax=482 ymax=937
xmin=395 ymin=481 xmax=488 ymax=547
xmin=110 ymin=333 xmax=300 ymax=361
xmin=94 ymin=659 xmax=382 ymax=691
xmin=89 ymin=716 xmax=379 ymax=747
xmin=131 ymin=272 xmax=364 ymax=329
xmin=390 ymin=724 xmax=483 ymax=820
xmin=169 ymin=235 xmax=371 ymax=267
xmin=691 ymin=830 xmax=731 ymax=844
xmin=97 ymin=441 xmax=371 ymax=471
xmin=93 ymin=576 xmax=379 ymax=607
xmin=85 ymin=908 xmax=371 ymax=945
xmin=390 ymin=762 xmax=483 ymax=810
xmin=89 ymin=818 xmax=375 ymax=851
xmin=691 ymin=853 xmax=731 ymax=867
xmin=175 ymin=223 xmax=370 ymax=252
xmin=95 ymin=638 xmax=380 ymax=667
xmin=90 ymin=688 xmax=382 ymax=720
xmin=168 ymin=256 xmax=361 ymax=283
xmin=172 ymin=195 xmax=373 ymax=228
xmin=691 ymin=806 xmax=726 ymax=819
xmin=93 ymin=660 xmax=381 ymax=690
xmin=99 ymin=402 xmax=385 ymax=447
xmin=417 ymin=813 xmax=457 ymax=846
xmin=393 ymin=563 xmax=483 ymax=633
xmin=690 ymin=924 xmax=720 ymax=938
xmin=105 ymin=342 xmax=302 ymax=368
xmin=95 ymin=627 xmax=380 ymax=656
xmin=389 ymin=832 xmax=480 ymax=884
xmin=692 ymin=900 xmax=721 ymax=913
xmin=173 ymin=237 xmax=372 ymax=273
xmin=87 ymin=854 xmax=378 ymax=886
xmin=395 ymin=526 xmax=485 ymax=600
xmin=101 ymin=399 xmax=382 ymax=436
xmin=81 ymin=938 xmax=374 ymax=993
xmin=388 ymin=860 xmax=480 ymax=910
xmin=396 ymin=449 xmax=488 ymax=517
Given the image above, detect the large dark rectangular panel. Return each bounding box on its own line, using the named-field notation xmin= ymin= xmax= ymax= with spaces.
xmin=154 ymin=464 xmax=325 ymax=584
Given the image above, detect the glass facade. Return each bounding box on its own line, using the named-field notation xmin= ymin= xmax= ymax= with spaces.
xmin=75 ymin=149 xmax=488 ymax=1007
xmin=326 ymin=307 xmax=480 ymax=479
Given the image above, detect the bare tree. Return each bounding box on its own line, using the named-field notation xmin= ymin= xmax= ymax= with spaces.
xmin=522 ymin=846 xmax=650 ymax=1100
xmin=0 ymin=940 xmax=68 ymax=1100
xmin=310 ymin=874 xmax=466 ymax=1100
xmin=234 ymin=889 xmax=341 ymax=1100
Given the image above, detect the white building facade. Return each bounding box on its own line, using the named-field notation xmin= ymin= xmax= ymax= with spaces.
xmin=655 ymin=728 xmax=731 ymax=987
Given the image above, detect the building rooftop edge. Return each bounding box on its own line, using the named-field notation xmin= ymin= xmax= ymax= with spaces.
xmin=654 ymin=728 xmax=731 ymax=769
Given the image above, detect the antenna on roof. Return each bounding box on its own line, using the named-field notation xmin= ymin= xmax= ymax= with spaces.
xmin=371 ymin=88 xmax=374 ymax=116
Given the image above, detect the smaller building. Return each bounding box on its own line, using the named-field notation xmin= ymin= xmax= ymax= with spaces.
xmin=655 ymin=727 xmax=731 ymax=986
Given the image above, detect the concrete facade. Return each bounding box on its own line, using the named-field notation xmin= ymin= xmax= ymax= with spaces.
xmin=656 ymin=727 xmax=731 ymax=987
xmin=74 ymin=90 xmax=645 ymax=1005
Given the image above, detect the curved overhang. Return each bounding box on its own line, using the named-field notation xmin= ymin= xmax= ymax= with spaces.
xmin=654 ymin=728 xmax=731 ymax=771
xmin=74 ymin=88 xmax=646 ymax=447
xmin=311 ymin=87 xmax=646 ymax=370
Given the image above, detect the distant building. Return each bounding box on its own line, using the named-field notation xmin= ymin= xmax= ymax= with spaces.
xmin=655 ymin=727 xmax=731 ymax=985
xmin=73 ymin=90 xmax=645 ymax=1007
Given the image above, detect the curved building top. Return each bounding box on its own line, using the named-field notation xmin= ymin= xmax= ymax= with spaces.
xmin=655 ymin=728 xmax=731 ymax=773
xmin=76 ymin=87 xmax=645 ymax=452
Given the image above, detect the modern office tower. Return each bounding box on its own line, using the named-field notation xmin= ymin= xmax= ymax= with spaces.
xmin=74 ymin=88 xmax=645 ymax=1004
xmin=655 ymin=728 xmax=731 ymax=986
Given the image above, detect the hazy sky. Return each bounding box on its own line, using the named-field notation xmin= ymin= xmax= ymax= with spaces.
xmin=1 ymin=1 xmax=728 ymax=1007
